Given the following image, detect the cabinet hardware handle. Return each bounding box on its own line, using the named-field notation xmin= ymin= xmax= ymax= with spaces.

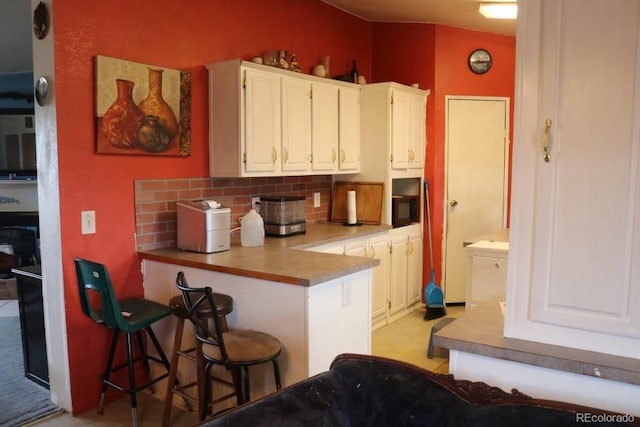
xmin=284 ymin=148 xmax=289 ymax=163
xmin=332 ymin=148 xmax=336 ymax=163
xmin=542 ymin=119 xmax=552 ymax=162
xmin=494 ymin=262 xmax=501 ymax=269
xmin=341 ymin=148 xmax=346 ymax=164
xmin=272 ymin=147 xmax=278 ymax=164
xmin=450 ymin=200 xmax=458 ymax=207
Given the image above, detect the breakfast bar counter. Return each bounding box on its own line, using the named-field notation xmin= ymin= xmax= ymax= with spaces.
xmin=138 ymin=222 xmax=388 ymax=409
xmin=137 ymin=222 xmax=389 ymax=286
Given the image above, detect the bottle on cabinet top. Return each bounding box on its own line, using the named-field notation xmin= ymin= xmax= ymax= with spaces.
xmin=349 ymin=60 xmax=358 ymax=84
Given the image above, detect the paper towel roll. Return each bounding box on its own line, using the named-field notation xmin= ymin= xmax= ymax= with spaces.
xmin=347 ymin=190 xmax=357 ymax=224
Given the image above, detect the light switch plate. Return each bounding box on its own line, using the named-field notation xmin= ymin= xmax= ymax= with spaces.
xmin=313 ymin=192 xmax=321 ymax=208
xmin=81 ymin=210 xmax=96 ymax=234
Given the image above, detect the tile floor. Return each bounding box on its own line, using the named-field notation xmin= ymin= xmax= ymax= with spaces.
xmin=21 ymin=303 xmax=464 ymax=426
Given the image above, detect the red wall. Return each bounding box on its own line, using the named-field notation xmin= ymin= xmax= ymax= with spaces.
xmin=371 ymin=23 xmax=515 ymax=292
xmin=53 ymin=0 xmax=372 ymax=413
xmin=51 ymin=1 xmax=514 ymax=412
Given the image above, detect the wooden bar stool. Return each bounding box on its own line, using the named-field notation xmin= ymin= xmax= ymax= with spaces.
xmin=162 ymin=291 xmax=234 ymax=426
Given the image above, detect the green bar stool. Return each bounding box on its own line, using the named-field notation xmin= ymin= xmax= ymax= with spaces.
xmin=162 ymin=285 xmax=234 ymax=426
xmin=74 ymin=258 xmax=173 ymax=427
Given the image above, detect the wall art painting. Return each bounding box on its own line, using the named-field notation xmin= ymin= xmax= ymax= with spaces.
xmin=95 ymin=55 xmax=191 ymax=156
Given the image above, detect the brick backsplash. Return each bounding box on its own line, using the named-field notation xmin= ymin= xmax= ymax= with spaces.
xmin=134 ymin=176 xmax=333 ymax=251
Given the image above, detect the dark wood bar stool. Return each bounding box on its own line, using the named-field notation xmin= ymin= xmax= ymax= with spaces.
xmin=162 ymin=290 xmax=234 ymax=426
xmin=176 ymin=272 xmax=282 ymax=415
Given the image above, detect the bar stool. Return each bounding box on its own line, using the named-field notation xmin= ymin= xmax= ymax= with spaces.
xmin=162 ymin=291 xmax=234 ymax=426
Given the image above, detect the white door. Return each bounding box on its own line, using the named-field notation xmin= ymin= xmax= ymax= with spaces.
xmin=444 ymin=97 xmax=509 ymax=303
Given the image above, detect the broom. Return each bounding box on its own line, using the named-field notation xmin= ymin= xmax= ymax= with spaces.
xmin=423 ymin=180 xmax=447 ymax=320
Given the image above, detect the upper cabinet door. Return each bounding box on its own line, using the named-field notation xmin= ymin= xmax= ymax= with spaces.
xmin=311 ymin=82 xmax=339 ymax=171
xmin=243 ymin=69 xmax=281 ymax=174
xmin=390 ymin=89 xmax=411 ymax=169
xmin=506 ymin=0 xmax=640 ymax=357
xmin=408 ymin=94 xmax=426 ymax=169
xmin=338 ymin=86 xmax=361 ymax=171
xmin=281 ymin=76 xmax=312 ymax=172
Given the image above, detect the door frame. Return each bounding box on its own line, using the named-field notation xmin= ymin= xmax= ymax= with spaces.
xmin=442 ymin=95 xmax=511 ymax=302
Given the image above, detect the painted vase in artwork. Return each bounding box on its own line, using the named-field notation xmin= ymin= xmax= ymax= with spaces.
xmin=136 ymin=115 xmax=170 ymax=153
xmin=138 ymin=68 xmax=179 ymax=143
xmin=101 ymin=79 xmax=143 ymax=148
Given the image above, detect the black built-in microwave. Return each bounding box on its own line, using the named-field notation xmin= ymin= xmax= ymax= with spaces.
xmin=391 ymin=195 xmax=419 ymax=227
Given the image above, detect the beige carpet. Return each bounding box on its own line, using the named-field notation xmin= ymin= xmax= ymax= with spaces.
xmin=372 ymin=305 xmax=465 ymax=374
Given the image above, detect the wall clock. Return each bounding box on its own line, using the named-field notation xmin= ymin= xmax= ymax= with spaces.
xmin=468 ymin=49 xmax=492 ymax=74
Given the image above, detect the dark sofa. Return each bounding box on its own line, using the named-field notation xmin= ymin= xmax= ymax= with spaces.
xmin=200 ymin=353 xmax=637 ymax=426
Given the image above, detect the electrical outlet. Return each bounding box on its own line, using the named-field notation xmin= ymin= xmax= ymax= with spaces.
xmin=251 ymin=196 xmax=261 ymax=212
xmin=81 ymin=210 xmax=96 ymax=234
xmin=313 ymin=192 xmax=321 ymax=208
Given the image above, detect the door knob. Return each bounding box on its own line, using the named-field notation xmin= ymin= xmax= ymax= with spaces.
xmin=450 ymin=200 xmax=458 ymax=207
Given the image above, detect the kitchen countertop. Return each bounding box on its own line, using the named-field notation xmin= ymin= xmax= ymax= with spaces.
xmin=463 ymin=228 xmax=509 ymax=247
xmin=138 ymin=222 xmax=390 ymax=286
xmin=433 ymin=301 xmax=640 ymax=386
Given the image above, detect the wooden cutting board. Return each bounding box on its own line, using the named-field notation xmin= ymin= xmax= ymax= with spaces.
xmin=331 ymin=182 xmax=384 ymax=225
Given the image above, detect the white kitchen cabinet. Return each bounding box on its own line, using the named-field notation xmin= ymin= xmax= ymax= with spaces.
xmin=391 ymin=89 xmax=425 ymax=171
xmin=207 ymin=60 xmax=360 ymax=177
xmin=307 ymin=228 xmax=422 ymax=329
xmin=505 ymin=0 xmax=640 ymax=359
xmin=342 ymin=234 xmax=398 ymax=329
xmin=281 ymin=76 xmax=312 ymax=172
xmin=338 ymin=86 xmax=360 ymax=172
xmin=208 ymin=62 xmax=281 ymax=177
xmin=465 ymin=241 xmax=508 ymax=312
xmin=406 ymin=231 xmax=423 ymax=306
xmin=311 ymin=82 xmax=339 ymax=172
xmin=369 ymin=234 xmax=390 ymax=326
xmin=351 ymin=83 xmax=429 ymax=225
xmin=388 ymin=224 xmax=423 ymax=323
xmin=344 ymin=239 xmax=368 ymax=257
xmin=388 ymin=235 xmax=408 ymax=317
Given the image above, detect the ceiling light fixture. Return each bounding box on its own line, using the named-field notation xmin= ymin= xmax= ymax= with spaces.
xmin=479 ymin=3 xmax=518 ymax=20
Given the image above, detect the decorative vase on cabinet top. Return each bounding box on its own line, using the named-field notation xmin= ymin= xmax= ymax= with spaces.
xmin=138 ymin=68 xmax=179 ymax=144
xmin=101 ymin=79 xmax=143 ymax=148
